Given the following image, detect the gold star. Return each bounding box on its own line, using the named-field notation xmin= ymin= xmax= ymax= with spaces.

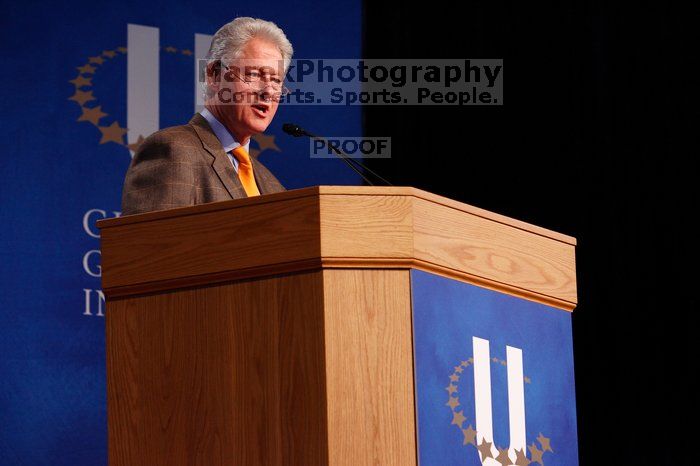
xmin=524 ymin=377 xmax=531 ymax=384
xmin=514 ymin=448 xmax=529 ymax=466
xmin=449 ymin=373 xmax=460 ymax=382
xmin=461 ymin=360 xmax=470 ymax=367
xmin=253 ymin=133 xmax=280 ymax=152
xmin=68 ymin=90 xmax=96 ymax=106
xmin=88 ymin=55 xmax=105 ymax=64
xmin=468 ymin=357 xmax=473 ymax=363
xmin=127 ymin=135 xmax=146 ymax=153
xmin=492 ymin=357 xmax=499 ymax=363
xmin=77 ymin=105 xmax=107 ymax=125
xmin=69 ymin=75 xmax=92 ymax=88
xmin=181 ymin=49 xmax=193 ymax=56
xmin=537 ymin=433 xmax=553 ymax=453
xmin=76 ymin=64 xmax=96 ymax=74
xmin=445 ymin=384 xmax=457 ymax=395
xmin=528 ymin=442 xmax=544 ymax=465
xmin=451 ymin=410 xmax=466 ymax=428
xmin=164 ymin=46 xmax=177 ymax=53
xmin=501 ymin=360 xmax=507 ymax=366
xmin=98 ymin=121 xmax=128 ymax=145
xmin=102 ymin=50 xmax=117 ymax=58
xmin=461 ymin=425 xmax=477 ymax=445
xmin=495 ymin=447 xmax=511 ymax=466
xmin=477 ymin=439 xmax=494 ymax=460
xmin=117 ymin=47 xmax=127 ymax=53
xmin=446 ymin=397 xmax=460 ymax=409
xmin=454 ymin=365 xmax=463 ymax=373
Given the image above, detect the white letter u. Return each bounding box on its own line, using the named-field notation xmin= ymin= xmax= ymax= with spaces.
xmin=472 ymin=337 xmax=526 ymax=465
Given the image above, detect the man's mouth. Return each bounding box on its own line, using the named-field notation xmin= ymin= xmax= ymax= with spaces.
xmin=251 ymin=103 xmax=270 ymax=117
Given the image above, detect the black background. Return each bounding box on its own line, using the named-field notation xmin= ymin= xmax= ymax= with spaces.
xmin=362 ymin=2 xmax=696 ymax=464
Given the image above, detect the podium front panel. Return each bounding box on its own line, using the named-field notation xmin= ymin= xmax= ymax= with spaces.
xmin=410 ymin=270 xmax=578 ymax=466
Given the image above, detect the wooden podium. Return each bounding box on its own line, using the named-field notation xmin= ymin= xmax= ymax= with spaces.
xmin=98 ymin=186 xmax=578 ymax=466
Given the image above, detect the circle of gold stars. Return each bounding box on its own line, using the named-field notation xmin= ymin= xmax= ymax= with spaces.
xmin=445 ymin=356 xmax=553 ymax=465
xmin=68 ymin=45 xmax=282 ymax=157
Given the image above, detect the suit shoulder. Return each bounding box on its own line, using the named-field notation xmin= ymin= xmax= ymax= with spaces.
xmin=139 ymin=123 xmax=200 ymax=151
xmin=129 ymin=123 xmax=203 ymax=168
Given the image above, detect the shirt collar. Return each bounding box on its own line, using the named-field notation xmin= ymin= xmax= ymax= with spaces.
xmin=199 ymin=108 xmax=250 ymax=154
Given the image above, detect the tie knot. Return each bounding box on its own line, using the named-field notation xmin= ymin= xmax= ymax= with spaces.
xmin=231 ymin=146 xmax=251 ymax=166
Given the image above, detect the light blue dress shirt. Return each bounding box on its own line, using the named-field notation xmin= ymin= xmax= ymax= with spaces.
xmin=200 ymin=108 xmax=250 ymax=173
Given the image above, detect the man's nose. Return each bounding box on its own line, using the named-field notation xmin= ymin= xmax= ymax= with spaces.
xmin=258 ymin=81 xmax=276 ymax=91
xmin=256 ymin=86 xmax=274 ymax=100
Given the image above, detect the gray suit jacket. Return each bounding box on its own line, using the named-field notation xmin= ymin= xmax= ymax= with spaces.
xmin=121 ymin=113 xmax=285 ymax=215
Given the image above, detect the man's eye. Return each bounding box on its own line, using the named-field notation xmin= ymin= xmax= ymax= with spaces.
xmin=271 ymin=78 xmax=282 ymax=84
xmin=246 ymin=72 xmax=261 ymax=79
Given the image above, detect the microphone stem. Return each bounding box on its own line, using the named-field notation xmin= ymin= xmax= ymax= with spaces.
xmin=308 ymin=134 xmax=393 ymax=186
xmin=310 ymin=136 xmax=375 ymax=186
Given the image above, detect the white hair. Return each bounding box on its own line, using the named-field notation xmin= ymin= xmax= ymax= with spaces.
xmin=202 ymin=17 xmax=293 ymax=98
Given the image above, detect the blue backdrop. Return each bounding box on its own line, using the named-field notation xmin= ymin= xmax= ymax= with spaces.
xmin=0 ymin=1 xmax=361 ymax=463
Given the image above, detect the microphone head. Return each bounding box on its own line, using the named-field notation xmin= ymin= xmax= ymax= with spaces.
xmin=282 ymin=123 xmax=306 ymax=137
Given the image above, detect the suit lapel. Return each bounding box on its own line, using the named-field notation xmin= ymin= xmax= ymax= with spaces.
xmin=189 ymin=113 xmax=246 ymax=199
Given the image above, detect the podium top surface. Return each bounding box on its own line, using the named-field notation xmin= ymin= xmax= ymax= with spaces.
xmin=98 ymin=186 xmax=577 ymax=310
xmin=99 ymin=186 xmax=575 ymax=245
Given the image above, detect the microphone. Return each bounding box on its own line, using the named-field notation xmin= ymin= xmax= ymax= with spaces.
xmin=282 ymin=123 xmax=392 ymax=186
xmin=281 ymin=123 xmax=310 ymax=138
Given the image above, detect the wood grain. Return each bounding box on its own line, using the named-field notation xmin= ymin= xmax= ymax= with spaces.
xmin=98 ymin=186 xmax=576 ymax=246
xmin=316 ymin=191 xmax=576 ymax=308
xmin=318 ymin=194 xmax=414 ymax=258
xmin=318 ymin=258 xmax=575 ymax=311
xmin=99 ymin=186 xmax=577 ymax=310
xmin=107 ymin=271 xmax=329 ymax=466
xmin=101 ymin=194 xmax=321 ymax=290
xmin=321 ymin=269 xmax=417 ymax=466
xmin=411 ymin=197 xmax=577 ymax=305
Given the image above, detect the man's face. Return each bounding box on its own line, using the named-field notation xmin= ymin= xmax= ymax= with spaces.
xmin=208 ymin=37 xmax=284 ymax=143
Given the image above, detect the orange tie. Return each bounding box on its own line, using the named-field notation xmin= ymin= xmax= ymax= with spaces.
xmin=231 ymin=146 xmax=260 ymax=197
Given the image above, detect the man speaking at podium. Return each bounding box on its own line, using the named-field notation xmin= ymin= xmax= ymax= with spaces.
xmin=121 ymin=17 xmax=292 ymax=215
